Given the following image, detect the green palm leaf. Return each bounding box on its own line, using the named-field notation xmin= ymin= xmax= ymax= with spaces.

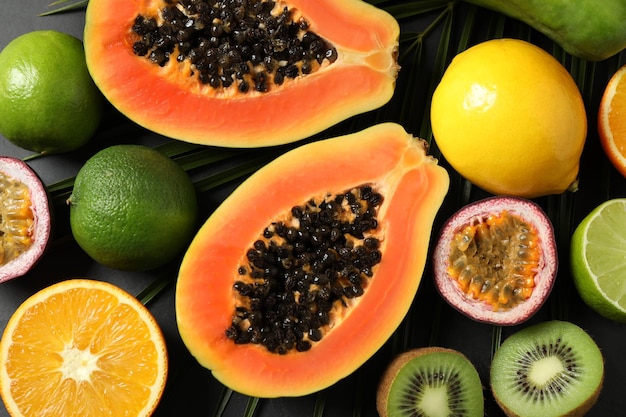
xmin=40 ymin=0 xmax=88 ymax=15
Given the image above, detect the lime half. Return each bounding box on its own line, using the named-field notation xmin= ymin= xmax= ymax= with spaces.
xmin=571 ymin=198 xmax=626 ymax=322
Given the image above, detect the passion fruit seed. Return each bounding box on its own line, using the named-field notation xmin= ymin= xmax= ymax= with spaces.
xmin=225 ymin=185 xmax=383 ymax=354
xmin=447 ymin=210 xmax=540 ymax=311
xmin=0 ymin=172 xmax=34 ymax=265
xmin=131 ymin=0 xmax=338 ymax=93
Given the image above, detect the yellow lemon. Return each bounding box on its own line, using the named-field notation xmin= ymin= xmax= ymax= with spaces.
xmin=430 ymin=38 xmax=586 ymax=198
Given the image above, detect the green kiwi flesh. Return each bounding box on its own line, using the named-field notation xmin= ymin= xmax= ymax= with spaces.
xmin=490 ymin=320 xmax=604 ymax=417
xmin=377 ymin=347 xmax=484 ymax=417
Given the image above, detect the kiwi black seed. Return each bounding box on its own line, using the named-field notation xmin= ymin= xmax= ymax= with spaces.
xmin=490 ymin=320 xmax=604 ymax=417
xmin=376 ymin=347 xmax=484 ymax=417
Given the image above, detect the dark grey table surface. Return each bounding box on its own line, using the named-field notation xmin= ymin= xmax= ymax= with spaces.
xmin=1 ymin=1 xmax=626 ymax=416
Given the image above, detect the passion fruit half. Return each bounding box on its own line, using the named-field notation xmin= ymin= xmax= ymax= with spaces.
xmin=433 ymin=196 xmax=557 ymax=325
xmin=0 ymin=157 xmax=51 ymax=282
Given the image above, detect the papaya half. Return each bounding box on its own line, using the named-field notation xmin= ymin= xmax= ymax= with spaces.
xmin=175 ymin=122 xmax=450 ymax=397
xmin=464 ymin=0 xmax=626 ymax=61
xmin=83 ymin=0 xmax=400 ymax=147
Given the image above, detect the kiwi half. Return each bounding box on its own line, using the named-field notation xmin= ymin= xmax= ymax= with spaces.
xmin=376 ymin=347 xmax=484 ymax=417
xmin=490 ymin=320 xmax=604 ymax=417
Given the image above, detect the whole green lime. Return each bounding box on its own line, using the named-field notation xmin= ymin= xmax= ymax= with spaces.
xmin=0 ymin=30 xmax=103 ymax=154
xmin=68 ymin=145 xmax=199 ymax=271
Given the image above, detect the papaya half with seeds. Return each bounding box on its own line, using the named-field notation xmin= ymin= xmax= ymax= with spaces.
xmin=175 ymin=122 xmax=450 ymax=397
xmin=83 ymin=0 xmax=400 ymax=147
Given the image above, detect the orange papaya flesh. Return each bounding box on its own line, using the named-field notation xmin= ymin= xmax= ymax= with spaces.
xmin=175 ymin=122 xmax=450 ymax=397
xmin=83 ymin=0 xmax=400 ymax=148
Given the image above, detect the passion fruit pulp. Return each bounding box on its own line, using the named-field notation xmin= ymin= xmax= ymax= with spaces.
xmin=433 ymin=196 xmax=557 ymax=325
xmin=0 ymin=157 xmax=51 ymax=282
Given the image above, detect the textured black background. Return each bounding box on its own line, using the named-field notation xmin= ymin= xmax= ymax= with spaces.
xmin=1 ymin=1 xmax=625 ymax=416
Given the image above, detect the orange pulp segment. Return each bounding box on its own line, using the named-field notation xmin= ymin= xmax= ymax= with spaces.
xmin=0 ymin=279 xmax=168 ymax=417
xmin=599 ymin=64 xmax=626 ymax=177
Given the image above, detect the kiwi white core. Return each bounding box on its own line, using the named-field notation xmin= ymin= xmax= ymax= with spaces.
xmin=419 ymin=386 xmax=450 ymax=417
xmin=529 ymin=356 xmax=563 ymax=386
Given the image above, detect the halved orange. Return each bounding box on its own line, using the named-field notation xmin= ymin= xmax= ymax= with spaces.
xmin=0 ymin=279 xmax=168 ymax=417
xmin=599 ymin=63 xmax=626 ymax=177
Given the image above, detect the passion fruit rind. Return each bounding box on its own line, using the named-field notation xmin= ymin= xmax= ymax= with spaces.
xmin=433 ymin=196 xmax=557 ymax=325
xmin=0 ymin=157 xmax=51 ymax=282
